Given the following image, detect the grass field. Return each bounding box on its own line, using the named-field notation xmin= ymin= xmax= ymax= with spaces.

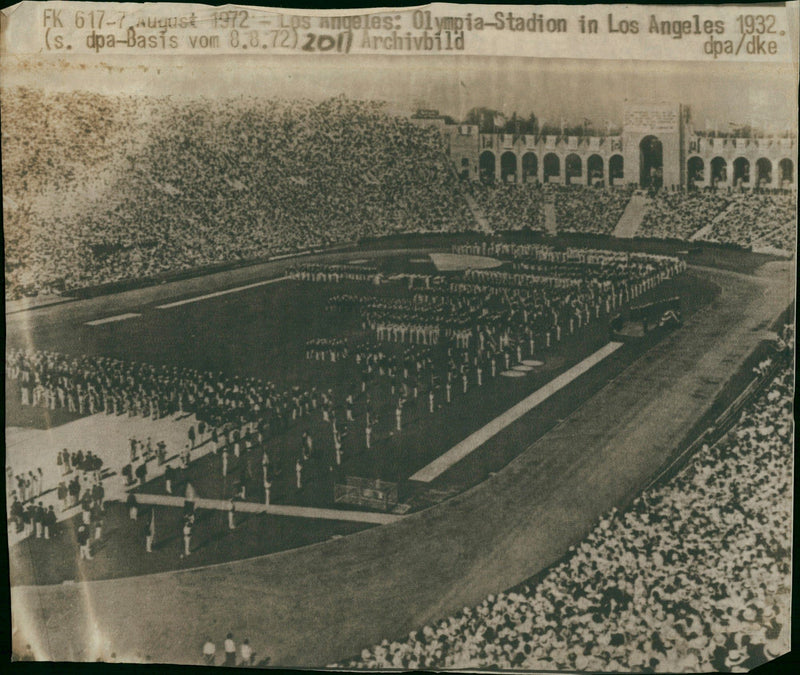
xmin=7 ymin=241 xmax=793 ymax=666
xmin=7 ymin=250 xmax=721 ymax=584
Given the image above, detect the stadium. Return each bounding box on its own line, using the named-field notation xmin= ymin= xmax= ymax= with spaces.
xmin=3 ymin=59 xmax=795 ymax=671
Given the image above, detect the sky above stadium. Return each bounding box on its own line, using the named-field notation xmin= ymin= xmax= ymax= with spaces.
xmin=2 ymin=54 xmax=795 ymax=132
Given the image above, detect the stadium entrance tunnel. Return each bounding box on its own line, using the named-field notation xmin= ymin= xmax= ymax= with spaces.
xmin=639 ymin=135 xmax=663 ymax=189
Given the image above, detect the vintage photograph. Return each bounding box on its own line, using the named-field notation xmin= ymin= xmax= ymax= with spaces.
xmin=3 ymin=1 xmax=796 ymax=670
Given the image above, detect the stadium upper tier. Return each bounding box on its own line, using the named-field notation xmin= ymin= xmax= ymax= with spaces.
xmin=2 ymin=90 xmax=475 ymax=300
xmin=1 ymin=89 xmax=796 ymax=301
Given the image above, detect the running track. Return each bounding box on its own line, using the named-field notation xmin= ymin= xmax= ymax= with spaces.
xmin=9 ymin=258 xmax=794 ymax=666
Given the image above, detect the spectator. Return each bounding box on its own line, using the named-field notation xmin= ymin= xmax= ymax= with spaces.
xmin=202 ymin=637 xmax=216 ymax=666
xmin=2 ymin=91 xmax=474 ymax=300
xmin=341 ymin=363 xmax=793 ymax=673
xmin=240 ymin=638 xmax=254 ymax=666
xmin=224 ymin=633 xmax=236 ymax=666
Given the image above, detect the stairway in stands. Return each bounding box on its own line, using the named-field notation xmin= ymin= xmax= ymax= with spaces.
xmin=462 ymin=190 xmax=493 ymax=233
xmin=544 ymin=199 xmax=557 ymax=235
xmin=444 ymin=157 xmax=492 ymax=233
xmin=690 ymin=201 xmax=735 ymax=241
xmin=613 ymin=193 xmax=649 ymax=238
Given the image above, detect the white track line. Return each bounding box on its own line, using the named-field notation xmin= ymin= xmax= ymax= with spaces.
xmin=156 ymin=276 xmax=288 ymax=309
xmin=129 ymin=493 xmax=402 ymax=524
xmin=411 ymin=342 xmax=624 ymax=483
xmin=85 ymin=313 xmax=141 ymax=326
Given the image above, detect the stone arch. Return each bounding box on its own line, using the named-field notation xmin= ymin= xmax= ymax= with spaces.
xmin=543 ymin=153 xmax=560 ymax=183
xmin=733 ymin=157 xmax=750 ymax=187
xmin=755 ymin=158 xmax=772 ymax=187
xmin=609 ymin=154 xmax=624 ymax=185
xmin=479 ymin=151 xmax=496 ymax=184
xmin=710 ymin=156 xmax=727 ymax=186
xmin=522 ymin=152 xmax=538 ymax=183
xmin=587 ymin=154 xmax=604 ymax=186
xmin=565 ymin=153 xmax=582 ymax=186
xmin=639 ymin=135 xmax=663 ymax=188
xmin=778 ymin=158 xmax=794 ymax=186
xmin=687 ymin=156 xmax=704 ymax=187
xmin=500 ymin=151 xmax=518 ymax=183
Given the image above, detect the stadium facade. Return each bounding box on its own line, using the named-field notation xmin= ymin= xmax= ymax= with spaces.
xmin=430 ymin=102 xmax=796 ymax=191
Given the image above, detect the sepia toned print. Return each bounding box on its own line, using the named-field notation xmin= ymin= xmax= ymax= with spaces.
xmin=2 ymin=1 xmax=796 ymax=670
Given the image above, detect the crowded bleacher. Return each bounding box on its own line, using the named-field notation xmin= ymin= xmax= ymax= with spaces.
xmin=3 ymin=89 xmax=474 ymax=300
xmin=693 ymin=192 xmax=797 ymax=251
xmin=4 ymin=86 xmax=797 ymax=302
xmin=469 ymin=183 xmax=545 ymax=231
xmin=338 ymin=357 xmax=793 ymax=672
xmin=637 ymin=190 xmax=731 ymax=241
xmin=553 ymin=185 xmax=632 ymax=235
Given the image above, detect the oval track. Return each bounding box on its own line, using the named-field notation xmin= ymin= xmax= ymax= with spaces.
xmin=10 ymin=259 xmax=794 ymax=666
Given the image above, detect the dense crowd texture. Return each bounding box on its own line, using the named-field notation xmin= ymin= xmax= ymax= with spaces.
xmin=4 ymin=86 xmax=796 ymax=300
xmin=637 ymin=190 xmax=796 ymax=251
xmin=693 ymin=192 xmax=797 ymax=251
xmin=553 ymin=185 xmax=633 ymax=235
xmin=636 ymin=191 xmax=730 ymax=241
xmin=469 ymin=183 xmax=546 ymax=230
xmin=340 ymin=361 xmax=793 ymax=672
xmin=469 ymin=184 xmax=632 ymax=234
xmin=2 ymin=88 xmax=474 ymax=299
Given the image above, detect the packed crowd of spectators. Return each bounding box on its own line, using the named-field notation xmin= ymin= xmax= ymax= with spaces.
xmin=468 ymin=184 xmax=632 ymax=234
xmin=5 ymin=86 xmax=795 ymax=300
xmin=694 ymin=192 xmax=796 ymax=251
xmin=340 ymin=358 xmax=792 ymax=672
xmin=469 ymin=183 xmax=545 ymax=231
xmin=3 ymin=88 xmax=474 ymax=300
xmin=553 ymin=185 xmax=633 ymax=235
xmin=637 ymin=190 xmax=796 ymax=251
xmin=637 ymin=191 xmax=732 ymax=241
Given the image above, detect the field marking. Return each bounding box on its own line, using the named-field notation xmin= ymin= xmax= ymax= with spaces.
xmin=411 ymin=341 xmax=624 ymax=483
xmin=156 ymin=276 xmax=289 ymax=309
xmin=129 ymin=493 xmax=402 ymax=524
xmin=85 ymin=313 xmax=141 ymax=326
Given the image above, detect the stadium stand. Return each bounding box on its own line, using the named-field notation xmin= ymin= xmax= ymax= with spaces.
xmin=632 ymin=190 xmax=795 ymax=251
xmin=468 ymin=184 xmax=545 ymax=231
xmin=637 ymin=191 xmax=732 ymax=242
xmin=553 ymin=185 xmax=633 ymax=235
xmin=339 ymin=354 xmax=793 ymax=673
xmin=3 ymin=87 xmax=796 ymax=301
xmin=2 ymin=89 xmax=474 ymax=300
xmin=693 ymin=192 xmax=796 ymax=251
